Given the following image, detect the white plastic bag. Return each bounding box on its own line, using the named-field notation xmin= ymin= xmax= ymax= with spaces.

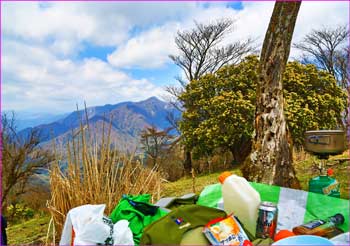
xmin=112 ymin=220 xmax=134 ymax=245
xmin=60 ymin=204 xmax=110 ymax=245
xmin=60 ymin=204 xmax=134 ymax=245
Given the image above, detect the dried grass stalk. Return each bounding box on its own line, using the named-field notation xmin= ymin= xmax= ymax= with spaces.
xmin=47 ymin=117 xmax=162 ymax=241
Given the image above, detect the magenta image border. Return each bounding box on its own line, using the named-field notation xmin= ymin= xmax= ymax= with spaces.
xmin=0 ymin=0 xmax=349 ymax=244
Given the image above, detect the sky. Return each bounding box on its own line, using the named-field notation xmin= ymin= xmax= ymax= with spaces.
xmin=1 ymin=1 xmax=349 ymax=116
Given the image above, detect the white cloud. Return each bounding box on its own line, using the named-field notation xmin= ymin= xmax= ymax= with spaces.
xmin=117 ymin=2 xmax=346 ymax=74
xmin=107 ymin=22 xmax=180 ymax=69
xmin=233 ymin=2 xmax=274 ymax=44
xmin=291 ymin=1 xmax=349 ymax=59
xmin=295 ymin=2 xmax=348 ymax=40
xmin=2 ymin=2 xmax=201 ymax=55
xmin=3 ymin=3 xmax=122 ymax=44
xmin=2 ymin=1 xmax=349 ymax=114
xmin=232 ymin=1 xmax=349 ymax=59
xmin=2 ymin=40 xmax=163 ymax=113
xmin=107 ymin=3 xmax=243 ymax=69
xmin=3 ymin=1 xmax=348 ymax=59
xmin=3 ymin=3 xmax=99 ymax=57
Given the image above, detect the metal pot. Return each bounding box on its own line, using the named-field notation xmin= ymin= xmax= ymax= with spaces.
xmin=304 ymin=130 xmax=346 ymax=156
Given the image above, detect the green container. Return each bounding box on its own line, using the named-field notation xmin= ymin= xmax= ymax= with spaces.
xmin=308 ymin=175 xmax=340 ymax=198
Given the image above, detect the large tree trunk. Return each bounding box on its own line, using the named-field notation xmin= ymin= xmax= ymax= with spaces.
xmin=242 ymin=1 xmax=301 ymax=188
xmin=183 ymin=148 xmax=192 ymax=175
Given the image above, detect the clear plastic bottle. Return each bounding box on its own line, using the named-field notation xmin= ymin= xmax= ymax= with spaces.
xmin=219 ymin=172 xmax=261 ymax=236
xmin=292 ymin=213 xmax=345 ymax=238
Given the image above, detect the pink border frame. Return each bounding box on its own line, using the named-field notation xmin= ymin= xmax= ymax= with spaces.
xmin=0 ymin=1 xmax=349 ymax=245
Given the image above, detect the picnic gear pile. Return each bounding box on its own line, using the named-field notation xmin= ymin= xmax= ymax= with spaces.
xmin=59 ymin=171 xmax=349 ymax=245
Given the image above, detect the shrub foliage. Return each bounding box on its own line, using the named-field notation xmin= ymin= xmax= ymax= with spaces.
xmin=180 ymin=56 xmax=346 ymax=162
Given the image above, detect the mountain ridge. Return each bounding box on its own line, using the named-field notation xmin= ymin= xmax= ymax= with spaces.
xmin=19 ymin=97 xmax=180 ymax=152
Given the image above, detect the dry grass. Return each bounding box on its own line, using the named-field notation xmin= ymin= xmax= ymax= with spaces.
xmin=293 ymin=147 xmax=311 ymax=162
xmin=47 ymin=117 xmax=162 ymax=242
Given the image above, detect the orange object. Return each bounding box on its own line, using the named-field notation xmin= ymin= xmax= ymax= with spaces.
xmin=71 ymin=228 xmax=75 ymax=246
xmin=243 ymin=239 xmax=253 ymax=246
xmin=218 ymin=171 xmax=232 ymax=184
xmin=327 ymin=168 xmax=334 ymax=176
xmin=274 ymin=230 xmax=295 ymax=242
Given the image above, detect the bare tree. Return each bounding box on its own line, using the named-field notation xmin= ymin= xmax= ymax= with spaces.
xmin=140 ymin=126 xmax=173 ymax=167
xmin=294 ymin=25 xmax=349 ymax=89
xmin=242 ymin=1 xmax=301 ymax=188
xmin=168 ymin=19 xmax=256 ymax=174
xmin=170 ymin=19 xmax=255 ymax=83
xmin=1 ymin=113 xmax=54 ymax=212
xmin=334 ymin=46 xmax=350 ymax=90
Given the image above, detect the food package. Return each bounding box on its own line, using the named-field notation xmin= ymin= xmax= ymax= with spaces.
xmin=203 ymin=214 xmax=252 ymax=246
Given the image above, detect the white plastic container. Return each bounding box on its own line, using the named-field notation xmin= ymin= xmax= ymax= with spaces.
xmin=219 ymin=172 xmax=261 ymax=236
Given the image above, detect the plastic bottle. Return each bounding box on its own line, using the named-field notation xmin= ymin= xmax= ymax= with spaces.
xmin=219 ymin=171 xmax=261 ymax=236
xmin=292 ymin=213 xmax=345 ymax=238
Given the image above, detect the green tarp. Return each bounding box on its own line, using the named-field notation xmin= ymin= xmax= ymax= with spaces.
xmin=197 ymin=182 xmax=349 ymax=232
xmin=110 ymin=194 xmax=168 ymax=245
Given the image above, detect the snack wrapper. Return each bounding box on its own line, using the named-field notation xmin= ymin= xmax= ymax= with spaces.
xmin=203 ymin=214 xmax=252 ymax=246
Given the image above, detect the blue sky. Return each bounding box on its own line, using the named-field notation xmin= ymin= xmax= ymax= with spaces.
xmin=2 ymin=1 xmax=348 ymax=116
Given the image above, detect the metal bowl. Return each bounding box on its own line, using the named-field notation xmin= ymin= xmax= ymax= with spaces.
xmin=304 ymin=130 xmax=346 ymax=156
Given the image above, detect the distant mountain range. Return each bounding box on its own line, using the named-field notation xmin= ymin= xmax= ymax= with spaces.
xmin=2 ymin=111 xmax=70 ymax=131
xmin=19 ymin=97 xmax=181 ymax=152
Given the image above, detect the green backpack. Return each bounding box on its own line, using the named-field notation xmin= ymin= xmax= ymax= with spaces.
xmin=140 ymin=204 xmax=227 ymax=245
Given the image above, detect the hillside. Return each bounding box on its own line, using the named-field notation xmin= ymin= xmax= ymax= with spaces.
xmin=19 ymin=97 xmax=180 ymax=152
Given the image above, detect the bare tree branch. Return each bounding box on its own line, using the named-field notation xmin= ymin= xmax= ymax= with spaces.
xmin=140 ymin=126 xmax=174 ymax=166
xmin=169 ymin=19 xmax=256 ymax=83
xmin=1 ymin=113 xmax=54 ymax=212
xmin=294 ymin=25 xmax=349 ymax=88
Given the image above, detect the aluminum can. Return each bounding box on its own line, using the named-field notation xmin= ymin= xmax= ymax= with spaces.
xmin=255 ymin=201 xmax=278 ymax=239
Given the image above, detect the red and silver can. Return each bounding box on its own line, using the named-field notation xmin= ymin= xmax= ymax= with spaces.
xmin=256 ymin=201 xmax=278 ymax=239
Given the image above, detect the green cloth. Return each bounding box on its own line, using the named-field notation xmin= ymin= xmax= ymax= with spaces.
xmin=197 ymin=182 xmax=349 ymax=233
xmin=140 ymin=204 xmax=227 ymax=245
xmin=109 ymin=194 xmax=168 ymax=245
xmin=180 ymin=227 xmax=210 ymax=245
xmin=252 ymin=238 xmax=274 ymax=245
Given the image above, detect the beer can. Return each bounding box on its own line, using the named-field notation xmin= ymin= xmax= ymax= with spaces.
xmin=256 ymin=201 xmax=278 ymax=239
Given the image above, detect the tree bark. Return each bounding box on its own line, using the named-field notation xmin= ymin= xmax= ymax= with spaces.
xmin=242 ymin=1 xmax=301 ymax=188
xmin=183 ymin=149 xmax=192 ymax=175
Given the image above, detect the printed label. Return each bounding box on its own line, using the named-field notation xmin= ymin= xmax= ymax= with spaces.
xmin=256 ymin=208 xmax=277 ymax=238
xmin=301 ymin=220 xmax=325 ymax=229
xmin=203 ymin=215 xmax=250 ymax=246
xmin=322 ymin=181 xmax=339 ymax=195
